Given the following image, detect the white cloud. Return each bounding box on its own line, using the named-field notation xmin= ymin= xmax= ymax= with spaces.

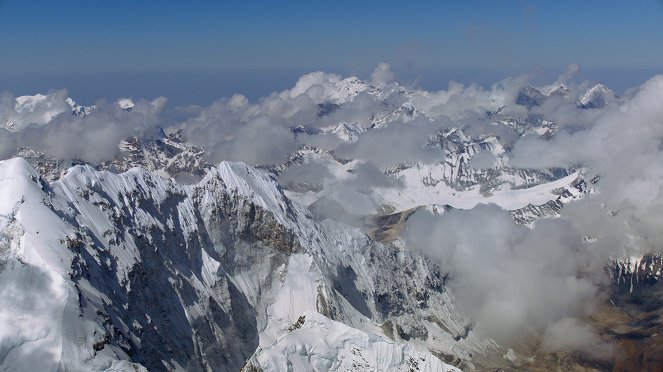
xmin=405 ymin=205 xmax=609 ymax=352
xmin=370 ymin=62 xmax=396 ymax=86
xmin=0 ymin=92 xmax=166 ymax=163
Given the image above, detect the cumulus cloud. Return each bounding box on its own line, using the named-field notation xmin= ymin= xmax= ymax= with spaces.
xmin=277 ymin=158 xmax=402 ymax=226
xmin=511 ymin=75 xmax=663 ymax=257
xmin=178 ymin=62 xmax=512 ymax=168
xmin=1 ymin=90 xmax=70 ymax=130
xmin=335 ymin=116 xmax=442 ymax=169
xmin=539 ymin=63 xmax=580 ymax=95
xmin=371 ymin=62 xmax=397 ymax=86
xmin=0 ymin=128 xmax=17 ymax=159
xmin=405 ymin=205 xmax=611 ymax=353
xmin=0 ymin=91 xmax=166 ymax=163
xmin=0 ymin=63 xmax=535 ymax=169
xmin=468 ymin=150 xmax=499 ymax=169
xmin=179 ymin=97 xmax=300 ymax=165
xmin=542 ymin=317 xmax=613 ymax=359
xmin=392 ymin=73 xmax=663 ymax=358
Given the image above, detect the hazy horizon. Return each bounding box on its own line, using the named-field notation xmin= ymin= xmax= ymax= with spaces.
xmin=1 ymin=66 xmax=659 ymax=106
xmin=2 ymin=1 xmax=662 ymax=105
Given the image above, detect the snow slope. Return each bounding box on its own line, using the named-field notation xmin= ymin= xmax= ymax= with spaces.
xmin=0 ymin=158 xmax=137 ymax=371
xmin=245 ymin=312 xmax=461 ymax=372
xmin=377 ymin=168 xmax=580 ymax=213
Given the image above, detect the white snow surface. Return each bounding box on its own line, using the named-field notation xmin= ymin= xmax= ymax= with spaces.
xmin=289 ymin=74 xmax=369 ymax=104
xmin=280 ymin=147 xmax=579 ymax=215
xmin=378 ymin=167 xmax=581 ymax=213
xmin=246 ymin=312 xmax=461 ymax=372
xmin=579 ymin=84 xmax=616 ymax=108
xmin=0 ymin=158 xmax=120 ymax=371
xmin=321 ymin=122 xmax=366 ymax=143
xmin=15 ymin=94 xmax=49 ymax=112
xmin=117 ymin=98 xmax=135 ymax=110
xmin=5 ymin=93 xmax=69 ymax=130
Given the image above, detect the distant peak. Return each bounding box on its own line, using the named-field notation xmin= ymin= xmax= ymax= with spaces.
xmin=578 ymin=83 xmax=615 ymax=109
xmin=117 ymin=98 xmax=135 ymax=111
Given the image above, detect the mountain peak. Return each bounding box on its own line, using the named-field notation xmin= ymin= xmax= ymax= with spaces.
xmin=548 ymin=84 xmax=570 ymax=97
xmin=515 ymin=85 xmax=547 ymax=108
xmin=117 ymin=98 xmax=135 ymax=111
xmin=579 ymin=83 xmax=615 ymax=109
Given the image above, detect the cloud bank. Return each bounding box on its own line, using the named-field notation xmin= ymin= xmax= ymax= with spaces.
xmin=404 ymin=205 xmax=612 ymax=356
xmin=0 ymin=93 xmax=166 ymax=163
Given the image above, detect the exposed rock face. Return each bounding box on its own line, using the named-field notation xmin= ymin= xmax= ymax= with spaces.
xmin=516 ymin=85 xmax=547 ymax=108
xmin=110 ymin=129 xmax=210 ymax=179
xmin=611 ymin=255 xmax=663 ymax=299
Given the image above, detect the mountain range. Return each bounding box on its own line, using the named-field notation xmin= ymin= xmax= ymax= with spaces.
xmin=1 ymin=73 xmax=659 ymax=371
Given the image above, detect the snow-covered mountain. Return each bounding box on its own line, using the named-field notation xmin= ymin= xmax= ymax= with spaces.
xmin=578 ymin=84 xmax=616 ymax=109
xmin=15 ymin=128 xmax=209 ymax=183
xmin=0 ymin=158 xmax=492 ymax=371
xmin=322 ymin=122 xmax=366 ymax=143
xmin=515 ymin=85 xmax=548 ymax=108
xmin=66 ymin=97 xmax=97 ymax=117
xmin=275 ymin=121 xmax=581 ymax=224
xmin=4 ymin=93 xmax=69 ymax=131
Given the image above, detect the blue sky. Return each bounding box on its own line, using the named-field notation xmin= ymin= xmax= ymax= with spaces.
xmin=0 ymin=1 xmax=662 ymax=104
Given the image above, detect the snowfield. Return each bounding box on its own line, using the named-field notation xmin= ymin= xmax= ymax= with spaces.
xmin=246 ymin=312 xmax=461 ymax=372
